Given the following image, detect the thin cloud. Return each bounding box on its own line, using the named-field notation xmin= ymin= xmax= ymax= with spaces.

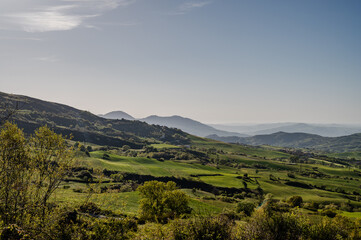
xmin=0 ymin=36 xmax=44 ymax=41
xmin=0 ymin=0 xmax=136 ymax=32
xmin=33 ymin=56 xmax=59 ymax=62
xmin=170 ymin=1 xmax=212 ymax=15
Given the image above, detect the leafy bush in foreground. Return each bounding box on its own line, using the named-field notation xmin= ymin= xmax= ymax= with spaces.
xmin=171 ymin=215 xmax=234 ymax=240
xmin=138 ymin=181 xmax=191 ymax=223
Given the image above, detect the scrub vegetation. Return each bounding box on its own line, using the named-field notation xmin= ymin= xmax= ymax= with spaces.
xmin=2 ymin=95 xmax=361 ymax=239
xmin=2 ymin=121 xmax=361 ymax=239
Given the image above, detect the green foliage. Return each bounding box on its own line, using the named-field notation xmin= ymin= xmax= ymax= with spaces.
xmin=102 ymin=153 xmax=111 ymax=160
xmin=287 ymin=172 xmax=295 ymax=178
xmin=321 ymin=209 xmax=337 ymax=218
xmin=0 ymin=122 xmax=30 ymax=225
xmin=171 ymin=215 xmax=234 ymax=240
xmin=236 ymin=201 xmax=256 ymax=216
xmin=0 ymin=122 xmax=73 ymax=237
xmin=287 ymin=196 xmax=303 ymax=208
xmin=238 ymin=210 xmax=309 ymax=240
xmin=138 ymin=181 xmax=191 ymax=222
xmin=88 ymin=217 xmax=138 ymax=240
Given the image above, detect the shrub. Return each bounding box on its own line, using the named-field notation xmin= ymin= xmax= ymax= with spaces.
xmin=172 ymin=215 xmax=234 ymax=240
xmin=238 ymin=210 xmax=309 ymax=240
xmin=287 ymin=173 xmax=295 ymax=178
xmin=137 ymin=181 xmax=191 ymax=223
xmin=321 ymin=209 xmax=337 ymax=218
xmin=90 ymin=217 xmax=137 ymax=239
xmin=218 ymin=196 xmax=235 ymax=203
xmin=287 ymin=196 xmax=303 ymax=208
xmin=303 ymin=202 xmax=319 ymax=211
xmin=236 ymin=201 xmax=256 ymax=216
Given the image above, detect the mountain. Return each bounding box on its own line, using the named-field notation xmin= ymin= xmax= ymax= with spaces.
xmin=99 ymin=111 xmax=135 ymax=120
xmin=207 ymin=132 xmax=361 ymax=152
xmin=139 ymin=115 xmax=249 ymax=138
xmin=209 ymin=123 xmax=295 ymax=134
xmin=0 ymin=92 xmax=190 ymax=147
xmin=209 ymin=123 xmax=361 ymax=137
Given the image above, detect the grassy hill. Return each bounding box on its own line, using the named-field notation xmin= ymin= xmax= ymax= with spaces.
xmin=3 ymin=91 xmax=361 ymax=214
xmin=208 ymin=131 xmax=361 ymax=152
xmin=0 ymin=91 xmax=190 ymax=147
xmin=2 ymin=92 xmax=361 ymax=238
xmin=210 ymin=122 xmax=361 ymax=137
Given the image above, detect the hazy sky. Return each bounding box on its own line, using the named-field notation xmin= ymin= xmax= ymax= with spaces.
xmin=1 ymin=0 xmax=360 ymax=124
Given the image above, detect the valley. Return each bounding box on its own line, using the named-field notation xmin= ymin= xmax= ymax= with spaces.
xmin=1 ymin=91 xmax=361 ymax=239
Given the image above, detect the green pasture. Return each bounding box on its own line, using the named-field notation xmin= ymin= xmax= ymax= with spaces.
xmin=60 ymin=139 xmax=361 ymax=219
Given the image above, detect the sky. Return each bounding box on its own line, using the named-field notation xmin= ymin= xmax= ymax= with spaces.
xmin=1 ymin=0 xmax=361 ymax=124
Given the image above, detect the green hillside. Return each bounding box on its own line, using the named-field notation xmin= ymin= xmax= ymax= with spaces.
xmin=208 ymin=131 xmax=361 ymax=152
xmin=2 ymin=92 xmax=361 ymax=239
xmin=0 ymin=91 xmax=189 ymax=147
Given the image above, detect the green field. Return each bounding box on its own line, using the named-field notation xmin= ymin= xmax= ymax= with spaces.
xmin=65 ymin=142 xmax=361 ymax=216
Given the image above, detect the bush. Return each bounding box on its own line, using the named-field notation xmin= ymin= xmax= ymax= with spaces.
xmin=287 ymin=196 xmax=303 ymax=208
xmin=79 ymin=202 xmax=103 ymax=215
xmin=303 ymin=202 xmax=319 ymax=211
xmin=218 ymin=196 xmax=235 ymax=203
xmin=137 ymin=181 xmax=192 ymax=223
xmin=287 ymin=173 xmax=295 ymax=178
xmin=90 ymin=217 xmax=137 ymax=239
xmin=321 ymin=209 xmax=337 ymax=218
xmin=236 ymin=201 xmax=256 ymax=216
xmin=238 ymin=210 xmax=309 ymax=240
xmin=172 ymin=215 xmax=234 ymax=240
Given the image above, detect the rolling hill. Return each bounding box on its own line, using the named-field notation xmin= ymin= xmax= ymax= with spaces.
xmin=210 ymin=123 xmax=361 ymax=137
xmin=98 ymin=111 xmax=135 ymax=120
xmin=0 ymin=92 xmax=190 ymax=147
xmin=138 ymin=115 xmax=249 ymax=138
xmin=207 ymin=132 xmax=361 ymax=152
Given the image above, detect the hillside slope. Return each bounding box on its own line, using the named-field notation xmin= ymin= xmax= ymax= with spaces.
xmin=139 ymin=115 xmax=248 ymax=138
xmin=207 ymin=132 xmax=361 ymax=152
xmin=0 ymin=92 xmax=190 ymax=147
xmin=210 ymin=123 xmax=361 ymax=137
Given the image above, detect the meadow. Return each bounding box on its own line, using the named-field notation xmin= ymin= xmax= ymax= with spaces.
xmin=59 ymin=138 xmax=361 ymax=218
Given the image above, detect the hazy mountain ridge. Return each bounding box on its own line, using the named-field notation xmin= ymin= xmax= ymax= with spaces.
xmin=207 ymin=131 xmax=361 ymax=152
xmin=0 ymin=92 xmax=190 ymax=147
xmin=99 ymin=111 xmax=135 ymax=120
xmin=210 ymin=123 xmax=361 ymax=137
xmin=99 ymin=111 xmax=249 ymax=138
xmin=2 ymin=92 xmax=360 ymax=153
xmin=138 ymin=115 xmax=249 ymax=138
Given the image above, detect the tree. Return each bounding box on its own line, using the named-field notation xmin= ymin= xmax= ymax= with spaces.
xmin=30 ymin=125 xmax=73 ymax=222
xmin=137 ymin=181 xmax=191 ymax=222
xmin=0 ymin=122 xmax=31 ymax=225
xmin=0 ymin=101 xmax=23 ymax=126
xmin=236 ymin=201 xmax=256 ymax=216
xmin=0 ymin=122 xmax=73 ymax=226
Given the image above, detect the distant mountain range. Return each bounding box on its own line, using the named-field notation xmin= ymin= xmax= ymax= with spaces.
xmin=207 ymin=132 xmax=361 ymax=152
xmin=210 ymin=123 xmax=361 ymax=137
xmin=99 ymin=111 xmax=361 ymax=139
xmin=99 ymin=111 xmax=135 ymax=120
xmin=99 ymin=112 xmax=248 ymax=138
xmin=138 ymin=115 xmax=249 ymax=138
xmin=3 ymin=91 xmax=360 ymax=153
